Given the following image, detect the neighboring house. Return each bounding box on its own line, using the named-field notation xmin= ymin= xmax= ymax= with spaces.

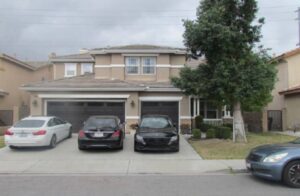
xmin=264 ymin=48 xmax=300 ymax=131
xmin=0 ymin=53 xmax=53 ymax=126
xmin=22 ymin=45 xmax=229 ymax=132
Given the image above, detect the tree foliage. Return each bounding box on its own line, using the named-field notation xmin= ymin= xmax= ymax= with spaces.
xmin=172 ymin=0 xmax=277 ymax=111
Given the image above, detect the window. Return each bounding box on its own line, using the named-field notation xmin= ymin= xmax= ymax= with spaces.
xmin=65 ymin=63 xmax=77 ymax=77
xmin=191 ymin=99 xmax=219 ymax=119
xmin=142 ymin=57 xmax=156 ymax=74
xmin=81 ymin=63 xmax=93 ymax=75
xmin=125 ymin=56 xmax=156 ymax=75
xmin=125 ymin=57 xmax=140 ymax=74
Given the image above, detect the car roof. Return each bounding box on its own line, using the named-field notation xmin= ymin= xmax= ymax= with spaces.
xmin=21 ymin=116 xmax=54 ymax=121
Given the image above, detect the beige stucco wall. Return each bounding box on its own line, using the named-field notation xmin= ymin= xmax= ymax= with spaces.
xmin=33 ymin=65 xmax=53 ymax=81
xmin=93 ymin=53 xmax=186 ymax=82
xmin=0 ymin=58 xmax=33 ymax=111
xmin=170 ymin=55 xmax=186 ymax=65
xmin=285 ymin=94 xmax=300 ymax=129
xmin=53 ymin=63 xmax=83 ymax=80
xmin=287 ymin=54 xmax=300 ymax=88
xmin=267 ymin=61 xmax=288 ymax=111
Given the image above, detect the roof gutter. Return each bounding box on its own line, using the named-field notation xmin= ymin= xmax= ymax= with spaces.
xmin=20 ymin=87 xmax=182 ymax=92
xmin=90 ymin=49 xmax=187 ymax=55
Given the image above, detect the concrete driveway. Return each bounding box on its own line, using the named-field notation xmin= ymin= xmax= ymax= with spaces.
xmin=0 ymin=134 xmax=238 ymax=175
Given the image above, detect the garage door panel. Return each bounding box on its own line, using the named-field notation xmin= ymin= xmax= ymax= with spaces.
xmin=47 ymin=101 xmax=125 ymax=132
xmin=141 ymin=101 xmax=179 ymax=125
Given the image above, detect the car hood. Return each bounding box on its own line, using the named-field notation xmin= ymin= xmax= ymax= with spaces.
xmin=251 ymin=143 xmax=300 ymax=156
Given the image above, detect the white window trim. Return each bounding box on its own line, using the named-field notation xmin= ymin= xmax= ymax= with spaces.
xmin=125 ymin=57 xmax=140 ymax=75
xmin=139 ymin=96 xmax=182 ymax=101
xmin=81 ymin=63 xmax=93 ymax=75
xmin=141 ymin=57 xmax=156 ymax=75
xmin=64 ymin=63 xmax=77 ymax=77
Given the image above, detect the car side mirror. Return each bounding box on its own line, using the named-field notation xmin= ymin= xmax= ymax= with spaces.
xmin=135 ymin=124 xmax=139 ymax=129
xmin=173 ymin=123 xmax=177 ymax=128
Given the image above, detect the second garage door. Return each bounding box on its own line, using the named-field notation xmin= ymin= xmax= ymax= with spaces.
xmin=47 ymin=101 xmax=125 ymax=132
xmin=141 ymin=101 xmax=179 ymax=126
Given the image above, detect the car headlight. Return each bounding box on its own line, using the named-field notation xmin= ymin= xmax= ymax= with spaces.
xmin=169 ymin=135 xmax=178 ymax=143
xmin=136 ymin=135 xmax=145 ymax=144
xmin=263 ymin=152 xmax=288 ymax=163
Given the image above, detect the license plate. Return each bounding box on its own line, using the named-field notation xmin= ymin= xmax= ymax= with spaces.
xmin=18 ymin=133 xmax=28 ymax=137
xmin=94 ymin=132 xmax=104 ymax=138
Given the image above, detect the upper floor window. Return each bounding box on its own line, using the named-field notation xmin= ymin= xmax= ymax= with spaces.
xmin=125 ymin=57 xmax=140 ymax=74
xmin=142 ymin=57 xmax=156 ymax=74
xmin=125 ymin=56 xmax=156 ymax=75
xmin=65 ymin=63 xmax=77 ymax=77
xmin=81 ymin=63 xmax=93 ymax=75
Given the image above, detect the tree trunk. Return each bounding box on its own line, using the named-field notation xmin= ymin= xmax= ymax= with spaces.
xmin=233 ymin=101 xmax=247 ymax=143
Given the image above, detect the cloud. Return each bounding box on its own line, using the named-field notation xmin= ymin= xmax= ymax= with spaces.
xmin=0 ymin=0 xmax=298 ymax=60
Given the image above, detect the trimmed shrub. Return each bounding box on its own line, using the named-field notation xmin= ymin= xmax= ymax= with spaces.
xmin=200 ymin=123 xmax=216 ymax=133
xmin=223 ymin=123 xmax=233 ymax=129
xmin=206 ymin=128 xmax=216 ymax=139
xmin=216 ymin=126 xmax=232 ymax=139
xmin=192 ymin=129 xmax=201 ymax=139
xmin=195 ymin=115 xmax=203 ymax=129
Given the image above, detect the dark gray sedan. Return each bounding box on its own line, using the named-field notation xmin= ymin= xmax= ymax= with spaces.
xmin=246 ymin=138 xmax=300 ymax=188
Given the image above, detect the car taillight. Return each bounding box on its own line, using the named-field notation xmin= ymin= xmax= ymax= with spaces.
xmin=4 ymin=130 xmax=14 ymax=136
xmin=33 ymin=130 xmax=47 ymax=135
xmin=112 ymin=130 xmax=121 ymax=138
xmin=78 ymin=130 xmax=85 ymax=138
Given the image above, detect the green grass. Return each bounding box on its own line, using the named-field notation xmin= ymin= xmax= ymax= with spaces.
xmin=189 ymin=133 xmax=297 ymax=160
xmin=0 ymin=136 xmax=4 ymax=148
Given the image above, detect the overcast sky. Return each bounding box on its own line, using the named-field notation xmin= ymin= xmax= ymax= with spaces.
xmin=0 ymin=0 xmax=299 ymax=60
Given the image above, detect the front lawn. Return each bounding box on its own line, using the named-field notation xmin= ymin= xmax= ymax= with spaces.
xmin=189 ymin=133 xmax=297 ymax=160
xmin=0 ymin=136 xmax=4 ymax=148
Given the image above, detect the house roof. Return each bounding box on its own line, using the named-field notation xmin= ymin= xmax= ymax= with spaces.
xmin=279 ymin=85 xmax=300 ymax=95
xmin=275 ymin=48 xmax=300 ymax=61
xmin=26 ymin=61 xmax=52 ymax=69
xmin=90 ymin=44 xmax=187 ymax=55
xmin=50 ymin=53 xmax=94 ymax=63
xmin=21 ymin=74 xmax=181 ymax=92
xmin=0 ymin=53 xmax=36 ymax=71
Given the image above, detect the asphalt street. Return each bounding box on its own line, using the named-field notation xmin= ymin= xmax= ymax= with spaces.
xmin=0 ymin=174 xmax=298 ymax=196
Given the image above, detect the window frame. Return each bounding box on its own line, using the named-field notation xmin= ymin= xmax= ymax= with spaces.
xmin=81 ymin=63 xmax=93 ymax=75
xmin=125 ymin=56 xmax=157 ymax=75
xmin=141 ymin=57 xmax=156 ymax=75
xmin=64 ymin=63 xmax=77 ymax=77
xmin=125 ymin=57 xmax=140 ymax=75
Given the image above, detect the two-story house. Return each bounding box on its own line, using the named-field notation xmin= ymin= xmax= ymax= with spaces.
xmin=264 ymin=48 xmax=300 ymax=131
xmin=22 ymin=45 xmax=224 ymax=132
xmin=0 ymin=53 xmax=52 ymax=126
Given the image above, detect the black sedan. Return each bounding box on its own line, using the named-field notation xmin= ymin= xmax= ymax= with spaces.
xmin=134 ymin=115 xmax=179 ymax=152
xmin=78 ymin=116 xmax=125 ymax=150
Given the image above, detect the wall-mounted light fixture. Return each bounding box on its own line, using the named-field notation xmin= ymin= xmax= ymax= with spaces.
xmin=130 ymin=100 xmax=135 ymax=107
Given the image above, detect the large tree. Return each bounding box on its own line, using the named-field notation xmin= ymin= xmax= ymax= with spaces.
xmin=172 ymin=0 xmax=277 ymax=142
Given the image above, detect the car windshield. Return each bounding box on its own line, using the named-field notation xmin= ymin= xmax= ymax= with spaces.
xmin=14 ymin=120 xmax=45 ymax=128
xmin=290 ymin=138 xmax=300 ymax=144
xmin=140 ymin=117 xmax=172 ymax=129
xmin=85 ymin=118 xmax=117 ymax=129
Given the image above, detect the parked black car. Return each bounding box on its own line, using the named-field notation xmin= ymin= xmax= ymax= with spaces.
xmin=78 ymin=116 xmax=125 ymax=150
xmin=134 ymin=115 xmax=179 ymax=152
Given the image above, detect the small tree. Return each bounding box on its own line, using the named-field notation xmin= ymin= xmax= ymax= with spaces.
xmin=172 ymin=0 xmax=277 ymax=142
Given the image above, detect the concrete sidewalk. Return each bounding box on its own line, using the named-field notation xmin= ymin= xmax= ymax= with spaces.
xmin=0 ymin=134 xmax=246 ymax=175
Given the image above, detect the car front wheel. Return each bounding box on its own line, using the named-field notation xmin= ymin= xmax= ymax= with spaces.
xmin=68 ymin=128 xmax=72 ymax=139
xmin=283 ymin=160 xmax=300 ymax=188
